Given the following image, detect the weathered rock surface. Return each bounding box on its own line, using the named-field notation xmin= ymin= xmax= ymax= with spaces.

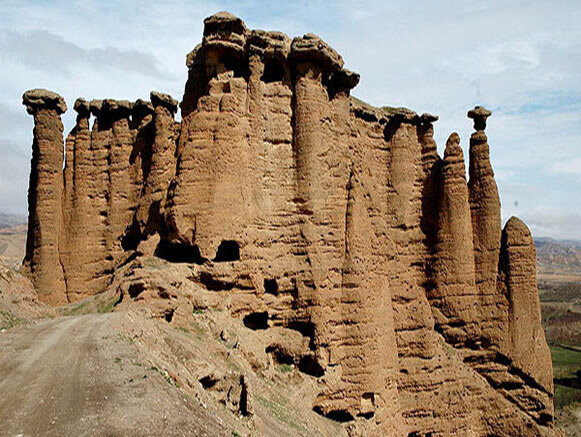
xmin=21 ymin=12 xmax=555 ymax=436
xmin=21 ymin=89 xmax=67 ymax=304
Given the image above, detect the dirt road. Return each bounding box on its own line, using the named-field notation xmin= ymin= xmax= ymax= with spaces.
xmin=0 ymin=314 xmax=224 ymax=437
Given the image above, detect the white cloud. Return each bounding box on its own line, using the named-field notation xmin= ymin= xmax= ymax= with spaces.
xmin=549 ymin=158 xmax=581 ymax=178
xmin=0 ymin=30 xmax=172 ymax=79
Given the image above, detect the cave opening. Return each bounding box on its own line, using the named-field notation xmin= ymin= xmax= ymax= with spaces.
xmin=298 ymin=355 xmax=324 ymax=377
xmin=154 ymin=240 xmax=206 ymax=264
xmin=243 ymin=311 xmax=269 ymax=330
xmin=261 ymin=59 xmax=286 ymax=83
xmin=213 ymin=240 xmax=240 ymax=262
xmin=264 ymin=278 xmax=278 ymax=295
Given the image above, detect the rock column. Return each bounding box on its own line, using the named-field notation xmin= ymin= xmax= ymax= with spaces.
xmin=430 ymin=132 xmax=479 ymax=346
xmin=500 ymin=217 xmax=553 ymax=392
xmin=467 ymin=106 xmax=504 ymax=345
xmin=21 ymin=89 xmax=67 ymax=304
xmin=136 ymin=92 xmax=178 ymax=237
xmin=61 ymin=98 xmax=92 ymax=300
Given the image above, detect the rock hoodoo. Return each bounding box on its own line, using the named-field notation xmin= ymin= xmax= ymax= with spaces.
xmin=21 ymin=12 xmax=554 ymax=436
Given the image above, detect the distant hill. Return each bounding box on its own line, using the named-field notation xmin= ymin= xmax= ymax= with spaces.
xmin=0 ymin=213 xmax=26 ymax=230
xmin=535 ymin=237 xmax=581 ymax=278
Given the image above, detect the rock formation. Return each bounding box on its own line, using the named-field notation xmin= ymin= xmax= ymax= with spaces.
xmin=21 ymin=12 xmax=555 ymax=436
xmin=21 ymin=89 xmax=67 ymax=304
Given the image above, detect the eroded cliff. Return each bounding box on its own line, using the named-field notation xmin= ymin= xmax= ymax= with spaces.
xmin=21 ymin=12 xmax=554 ymax=436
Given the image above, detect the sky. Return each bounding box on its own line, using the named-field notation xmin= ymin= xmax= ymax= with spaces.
xmin=0 ymin=0 xmax=579 ymax=239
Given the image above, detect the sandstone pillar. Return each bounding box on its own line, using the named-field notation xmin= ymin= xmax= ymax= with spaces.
xmin=430 ymin=132 xmax=479 ymax=346
xmin=499 ymin=217 xmax=553 ymax=392
xmin=467 ymin=106 xmax=504 ymax=345
xmin=103 ymin=99 xmax=135 ymax=263
xmin=84 ymin=99 xmax=112 ymax=294
xmin=21 ymin=89 xmax=67 ymax=304
xmin=136 ymin=92 xmax=178 ymax=237
xmin=61 ymin=98 xmax=92 ymax=300
xmin=418 ymin=113 xmax=440 ymax=247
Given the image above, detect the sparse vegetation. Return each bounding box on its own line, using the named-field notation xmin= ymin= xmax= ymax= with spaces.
xmin=256 ymin=395 xmax=304 ymax=432
xmin=117 ymin=332 xmax=136 ymax=345
xmin=551 ymin=345 xmax=581 ymax=410
xmin=0 ymin=310 xmax=22 ymax=330
xmin=97 ymin=295 xmax=120 ymax=313
xmin=143 ymin=257 xmax=167 ymax=271
xmin=175 ymin=326 xmax=190 ymax=334
xmin=63 ymin=300 xmax=92 ymax=316
xmin=277 ymin=363 xmax=293 ymax=373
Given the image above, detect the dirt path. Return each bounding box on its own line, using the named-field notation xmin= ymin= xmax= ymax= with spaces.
xmin=0 ymin=314 xmax=225 ymax=437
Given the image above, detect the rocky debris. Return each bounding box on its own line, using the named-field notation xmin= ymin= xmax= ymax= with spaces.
xmin=21 ymin=11 xmax=555 ymax=437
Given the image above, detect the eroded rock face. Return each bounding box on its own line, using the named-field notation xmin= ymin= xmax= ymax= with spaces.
xmin=21 ymin=89 xmax=67 ymax=304
xmin=21 ymin=12 xmax=554 ymax=436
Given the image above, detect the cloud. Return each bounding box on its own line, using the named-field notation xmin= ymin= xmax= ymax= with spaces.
xmin=0 ymin=30 xmax=171 ymax=79
xmin=507 ymin=208 xmax=581 ymax=241
xmin=549 ymin=158 xmax=581 ymax=178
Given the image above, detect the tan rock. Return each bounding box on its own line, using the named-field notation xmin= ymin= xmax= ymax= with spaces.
xmin=500 ymin=217 xmax=553 ymax=392
xmin=21 ymin=89 xmax=67 ymax=304
xmin=467 ymin=106 xmax=505 ymax=346
xmin=20 ymin=12 xmax=556 ymax=436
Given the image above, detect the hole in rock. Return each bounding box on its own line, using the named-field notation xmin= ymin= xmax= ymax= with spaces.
xmin=198 ymin=272 xmax=235 ymax=292
xmin=218 ymin=56 xmax=249 ymax=79
xmin=155 ymin=240 xmax=206 ymax=264
xmin=243 ymin=311 xmax=269 ymax=330
xmin=286 ymin=320 xmax=316 ymax=350
xmin=313 ymin=407 xmax=354 ymax=423
xmin=264 ymin=278 xmax=278 ymax=295
xmin=164 ymin=308 xmax=175 ymax=323
xmin=265 ymin=345 xmax=294 ymax=365
xmin=213 ymin=240 xmax=240 ymax=262
xmin=121 ymin=227 xmax=141 ymax=251
xmin=199 ymin=375 xmax=218 ymax=389
xmin=298 ymin=355 xmax=324 ymax=377
xmin=261 ymin=59 xmax=286 ymax=83
xmin=538 ymin=413 xmax=553 ymax=426
xmin=220 ymin=81 xmax=231 ymax=93
xmin=128 ymin=283 xmax=145 ymax=299
xmin=358 ymin=392 xmax=375 ymax=419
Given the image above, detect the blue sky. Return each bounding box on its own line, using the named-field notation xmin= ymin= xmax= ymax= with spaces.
xmin=0 ymin=0 xmax=580 ymax=239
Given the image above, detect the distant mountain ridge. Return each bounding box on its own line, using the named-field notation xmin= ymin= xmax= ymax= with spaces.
xmin=0 ymin=213 xmax=26 ymax=230
xmin=535 ymin=237 xmax=581 ymax=275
